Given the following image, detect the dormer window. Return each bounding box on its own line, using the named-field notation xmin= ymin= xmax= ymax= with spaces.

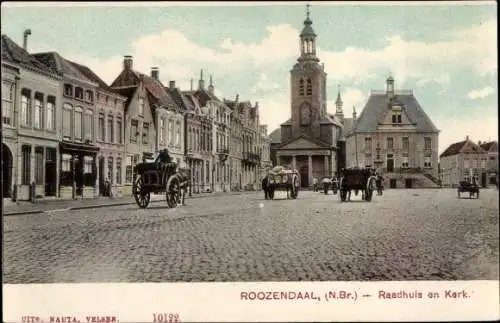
xmin=64 ymin=84 xmax=73 ymax=97
xmin=75 ymin=87 xmax=84 ymax=100
xmin=392 ymin=110 xmax=401 ymax=124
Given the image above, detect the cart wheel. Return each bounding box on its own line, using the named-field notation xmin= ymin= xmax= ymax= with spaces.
xmin=133 ymin=176 xmax=150 ymax=208
xmin=166 ymin=177 xmax=181 ymax=208
xmin=365 ymin=188 xmax=373 ymax=201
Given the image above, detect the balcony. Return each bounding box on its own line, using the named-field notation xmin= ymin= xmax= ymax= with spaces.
xmin=243 ymin=152 xmax=260 ymax=165
xmin=217 ymin=147 xmax=230 ymax=163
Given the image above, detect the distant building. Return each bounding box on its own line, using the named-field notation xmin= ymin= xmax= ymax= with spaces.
xmin=259 ymin=125 xmax=273 ymax=179
xmin=269 ymin=9 xmax=346 ymax=187
xmin=440 ymin=137 xmax=497 ymax=188
xmin=345 ymin=77 xmax=440 ymax=188
xmin=2 ymin=33 xmax=62 ymax=201
xmin=479 ymin=141 xmax=498 ymax=187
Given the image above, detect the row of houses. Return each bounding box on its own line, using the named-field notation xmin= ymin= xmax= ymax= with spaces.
xmin=440 ymin=137 xmax=498 ymax=188
xmin=1 ymin=32 xmax=272 ymax=201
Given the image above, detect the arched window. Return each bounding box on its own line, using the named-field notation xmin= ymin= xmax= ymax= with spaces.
xmin=299 ymin=78 xmax=305 ymax=96
xmin=306 ymin=78 xmax=312 ymax=96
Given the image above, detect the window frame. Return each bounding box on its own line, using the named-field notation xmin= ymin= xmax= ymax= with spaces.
xmin=74 ymin=106 xmax=83 ymax=142
xmin=63 ymin=103 xmax=73 ymax=140
xmin=46 ymin=96 xmax=56 ymax=131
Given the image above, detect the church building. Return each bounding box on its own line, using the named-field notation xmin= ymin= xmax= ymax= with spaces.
xmin=269 ymin=7 xmax=351 ymax=187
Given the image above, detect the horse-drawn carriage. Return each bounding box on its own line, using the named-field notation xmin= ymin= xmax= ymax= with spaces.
xmin=457 ymin=180 xmax=480 ymax=199
xmin=338 ymin=167 xmax=377 ymax=202
xmin=132 ymin=149 xmax=189 ymax=208
xmin=263 ymin=166 xmax=300 ymax=200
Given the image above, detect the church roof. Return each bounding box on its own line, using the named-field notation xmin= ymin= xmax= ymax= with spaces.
xmin=269 ymin=127 xmax=282 ymax=144
xmin=354 ymin=92 xmax=439 ymax=133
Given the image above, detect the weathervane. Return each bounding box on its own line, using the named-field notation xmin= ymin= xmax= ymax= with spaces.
xmin=306 ymin=3 xmax=311 ymax=19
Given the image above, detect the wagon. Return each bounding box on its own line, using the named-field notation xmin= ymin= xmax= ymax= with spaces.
xmin=457 ymin=181 xmax=479 ymax=199
xmin=132 ymin=149 xmax=190 ymax=208
xmin=264 ymin=166 xmax=300 ymax=199
xmin=338 ymin=167 xmax=377 ymax=202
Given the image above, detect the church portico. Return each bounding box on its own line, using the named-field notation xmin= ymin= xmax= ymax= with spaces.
xmin=276 ymin=149 xmax=333 ymax=187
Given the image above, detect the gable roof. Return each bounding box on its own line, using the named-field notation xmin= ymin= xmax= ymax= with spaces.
xmin=110 ymin=68 xmax=179 ymax=110
xmin=354 ymin=93 xmax=439 ymax=133
xmin=1 ymin=34 xmax=59 ymax=76
xmin=480 ymin=141 xmax=498 ymax=152
xmin=440 ymin=140 xmax=467 ymax=158
xmin=166 ymin=87 xmax=192 ymax=112
xmin=32 ymin=52 xmax=95 ymax=84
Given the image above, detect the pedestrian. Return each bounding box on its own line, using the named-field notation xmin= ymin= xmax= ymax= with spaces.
xmin=313 ymin=177 xmax=318 ymax=192
xmin=262 ymin=175 xmax=269 ymax=200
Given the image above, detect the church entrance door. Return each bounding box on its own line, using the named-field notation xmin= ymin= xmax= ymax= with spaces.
xmin=299 ymin=165 xmax=309 ymax=187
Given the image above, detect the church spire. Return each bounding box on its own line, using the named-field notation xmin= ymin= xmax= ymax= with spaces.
xmin=335 ymin=85 xmax=344 ymax=121
xmin=299 ymin=3 xmax=319 ymax=62
xmin=208 ymin=74 xmax=214 ymax=94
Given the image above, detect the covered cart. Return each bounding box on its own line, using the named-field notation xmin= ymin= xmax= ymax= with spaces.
xmin=338 ymin=167 xmax=377 ymax=202
xmin=132 ymin=149 xmax=189 ymax=208
xmin=264 ymin=166 xmax=300 ymax=199
xmin=457 ymin=180 xmax=479 ymax=199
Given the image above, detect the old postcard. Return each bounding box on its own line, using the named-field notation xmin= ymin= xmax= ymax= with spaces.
xmin=2 ymin=1 xmax=499 ymax=322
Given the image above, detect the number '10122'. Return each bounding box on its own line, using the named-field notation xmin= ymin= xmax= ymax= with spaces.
xmin=152 ymin=313 xmax=180 ymax=323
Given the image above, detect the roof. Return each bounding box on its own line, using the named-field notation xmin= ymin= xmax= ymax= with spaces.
xmin=268 ymin=127 xmax=282 ymax=144
xmin=193 ymin=88 xmax=220 ymax=107
xmin=1 ymin=34 xmax=58 ymax=75
xmin=440 ymin=140 xmax=467 ymax=158
xmin=68 ymin=60 xmax=118 ymax=94
xmin=354 ymin=93 xmax=439 ymax=133
xmin=480 ymin=141 xmax=498 ymax=152
xmin=166 ymin=87 xmax=192 ymax=112
xmin=32 ymin=52 xmax=95 ymax=83
xmin=300 ymin=17 xmax=316 ymax=37
xmin=110 ymin=68 xmax=178 ymax=110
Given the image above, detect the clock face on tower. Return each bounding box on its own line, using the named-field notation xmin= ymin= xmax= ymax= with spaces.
xmin=300 ymin=103 xmax=311 ymax=125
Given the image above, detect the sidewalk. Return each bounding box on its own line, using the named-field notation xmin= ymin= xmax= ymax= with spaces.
xmin=2 ymin=190 xmax=254 ymax=216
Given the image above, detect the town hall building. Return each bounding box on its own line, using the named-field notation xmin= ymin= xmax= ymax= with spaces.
xmin=270 ymin=7 xmax=351 ymax=187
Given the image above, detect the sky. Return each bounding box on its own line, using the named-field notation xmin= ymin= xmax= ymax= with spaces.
xmin=1 ymin=1 xmax=497 ymax=154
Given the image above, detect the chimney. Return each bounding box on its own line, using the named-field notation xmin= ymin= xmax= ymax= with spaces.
xmin=190 ymin=78 xmax=194 ymax=91
xmin=198 ymin=69 xmax=205 ymax=90
xmin=123 ymin=55 xmax=133 ymax=70
xmin=150 ymin=67 xmax=159 ymax=80
xmin=235 ymin=94 xmax=239 ymax=102
xmin=466 ymin=135 xmax=469 ymax=141
xmin=353 ymin=105 xmax=357 ymax=121
xmin=386 ymin=76 xmax=394 ymax=98
xmin=169 ymin=80 xmax=176 ymax=89
xmin=23 ymin=29 xmax=32 ymax=51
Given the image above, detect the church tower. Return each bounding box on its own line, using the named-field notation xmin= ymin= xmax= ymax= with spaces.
xmin=290 ymin=4 xmax=328 ymax=139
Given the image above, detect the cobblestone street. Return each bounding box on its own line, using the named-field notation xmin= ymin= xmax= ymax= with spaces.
xmin=3 ymin=189 xmax=499 ymax=283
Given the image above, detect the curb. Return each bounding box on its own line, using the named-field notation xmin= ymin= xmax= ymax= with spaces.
xmin=3 ymin=191 xmax=253 ymax=216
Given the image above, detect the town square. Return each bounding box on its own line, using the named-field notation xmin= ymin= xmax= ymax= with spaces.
xmin=2 ymin=2 xmax=498 ymax=284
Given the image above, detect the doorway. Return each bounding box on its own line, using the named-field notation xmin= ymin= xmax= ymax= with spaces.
xmin=299 ymin=165 xmax=309 ymax=187
xmin=45 ymin=148 xmax=57 ymax=196
xmin=387 ymin=154 xmax=394 ymax=172
xmin=481 ymin=172 xmax=487 ymax=188
xmin=2 ymin=143 xmax=12 ymax=197
xmin=99 ymin=156 xmax=105 ymax=196
xmin=405 ymin=178 xmax=413 ymax=188
xmin=390 ymin=179 xmax=397 ymax=188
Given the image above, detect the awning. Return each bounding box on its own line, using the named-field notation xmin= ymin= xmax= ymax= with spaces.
xmin=60 ymin=141 xmax=100 ymax=154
